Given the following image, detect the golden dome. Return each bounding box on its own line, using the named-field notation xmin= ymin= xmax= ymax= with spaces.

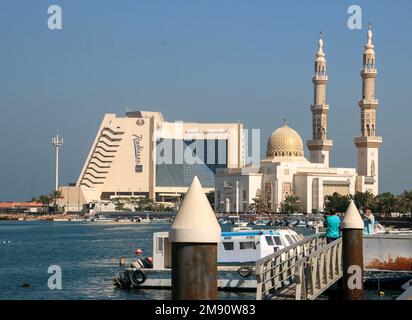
xmin=266 ymin=124 xmax=304 ymax=158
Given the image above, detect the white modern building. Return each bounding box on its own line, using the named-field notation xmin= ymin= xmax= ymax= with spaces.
xmin=58 ymin=111 xmax=244 ymax=211
xmin=215 ymin=27 xmax=382 ymax=214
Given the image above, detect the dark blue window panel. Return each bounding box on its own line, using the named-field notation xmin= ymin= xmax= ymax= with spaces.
xmin=155 ymin=139 xmax=228 ymax=188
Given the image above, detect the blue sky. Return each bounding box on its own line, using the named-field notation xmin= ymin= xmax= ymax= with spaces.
xmin=0 ymin=0 xmax=411 ymax=200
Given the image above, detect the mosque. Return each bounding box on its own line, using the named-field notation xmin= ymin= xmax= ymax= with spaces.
xmin=215 ymin=26 xmax=382 ymax=214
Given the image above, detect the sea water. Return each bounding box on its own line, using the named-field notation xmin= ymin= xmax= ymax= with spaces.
xmin=0 ymin=221 xmax=401 ymax=300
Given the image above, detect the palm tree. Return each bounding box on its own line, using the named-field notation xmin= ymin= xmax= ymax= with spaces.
xmin=399 ymin=190 xmax=412 ymax=217
xmin=136 ymin=197 xmax=155 ymax=211
xmin=32 ymin=194 xmax=52 ymax=213
xmin=375 ymin=192 xmax=398 ymax=217
xmin=249 ymin=196 xmax=268 ymax=213
xmin=50 ymin=190 xmax=63 ymax=213
xmin=352 ymin=191 xmax=376 ymax=212
xmin=324 ymin=192 xmax=350 ymax=213
xmin=206 ymin=191 xmax=215 ymax=210
xmin=280 ymin=195 xmax=302 ymax=214
xmin=112 ymin=197 xmax=125 ymax=211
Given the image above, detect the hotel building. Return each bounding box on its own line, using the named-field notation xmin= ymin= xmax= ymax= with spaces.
xmin=58 ymin=111 xmax=244 ymax=211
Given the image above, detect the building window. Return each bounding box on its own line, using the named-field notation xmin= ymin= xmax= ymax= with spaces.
xmin=100 ymin=192 xmax=115 ymax=200
xmin=265 ymin=236 xmax=274 ymax=246
xmin=285 ymin=235 xmax=294 ymax=245
xmin=155 ymin=138 xmax=228 ymax=188
xmin=157 ymin=237 xmax=164 ymax=252
xmin=240 ymin=242 xmax=256 ymax=250
xmin=273 ymin=236 xmax=282 ymax=246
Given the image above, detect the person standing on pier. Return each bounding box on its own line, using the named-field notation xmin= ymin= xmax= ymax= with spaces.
xmin=363 ymin=208 xmax=375 ymax=235
xmin=324 ymin=209 xmax=341 ymax=244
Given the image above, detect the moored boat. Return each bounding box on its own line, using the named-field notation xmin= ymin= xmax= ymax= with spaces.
xmin=87 ymin=215 xmax=116 ymax=222
xmin=113 ymin=228 xmax=304 ymax=290
xmin=219 ymin=229 xmax=303 ymax=264
xmin=53 ymin=218 xmax=70 ymax=222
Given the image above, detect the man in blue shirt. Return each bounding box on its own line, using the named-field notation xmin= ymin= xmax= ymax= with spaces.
xmin=363 ymin=208 xmax=375 ymax=235
xmin=324 ymin=210 xmax=341 ymax=244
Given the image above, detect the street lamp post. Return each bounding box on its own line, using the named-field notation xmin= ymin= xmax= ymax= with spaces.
xmin=52 ymin=134 xmax=63 ymax=192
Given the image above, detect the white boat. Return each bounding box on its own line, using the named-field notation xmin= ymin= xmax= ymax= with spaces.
xmin=254 ymin=220 xmax=267 ymax=226
xmin=374 ymin=222 xmax=412 ymax=235
xmin=113 ymin=228 xmax=304 ymax=290
xmin=231 ymin=226 xmax=253 ymax=232
xmin=151 ymin=228 xmax=303 ymax=266
xmin=53 ymin=218 xmax=70 ymax=222
xmin=235 ymin=221 xmax=249 ymax=227
xmin=151 ymin=218 xmax=171 ymax=223
xmin=135 ymin=215 xmax=151 ymax=223
xmin=88 ymin=215 xmax=116 ymax=222
xmin=219 ymin=229 xmax=303 ymax=264
xmin=290 ymin=220 xmax=308 ymax=228
xmin=114 ymin=218 xmax=134 ymax=224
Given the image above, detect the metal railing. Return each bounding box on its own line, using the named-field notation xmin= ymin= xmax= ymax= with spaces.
xmin=255 ymin=233 xmax=326 ymax=300
xmin=294 ymin=238 xmax=342 ymax=300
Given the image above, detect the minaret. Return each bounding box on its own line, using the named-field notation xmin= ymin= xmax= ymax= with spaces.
xmin=354 ymin=24 xmax=382 ymax=195
xmin=307 ymin=32 xmax=333 ymax=166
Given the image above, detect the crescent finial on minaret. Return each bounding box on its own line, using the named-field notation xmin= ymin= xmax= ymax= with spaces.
xmin=367 ymin=23 xmax=373 ymax=46
xmin=317 ymin=32 xmax=324 ymax=56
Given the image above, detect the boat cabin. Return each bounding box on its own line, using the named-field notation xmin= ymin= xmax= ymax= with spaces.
xmin=151 ymin=228 xmax=303 ymax=269
xmin=218 ymin=229 xmax=302 ymax=264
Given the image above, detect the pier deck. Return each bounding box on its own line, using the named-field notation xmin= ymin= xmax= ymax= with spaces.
xmin=255 ymin=233 xmax=343 ymax=300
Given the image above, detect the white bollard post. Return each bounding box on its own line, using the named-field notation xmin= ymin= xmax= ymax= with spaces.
xmin=341 ymin=200 xmax=364 ymax=300
xmin=169 ymin=176 xmax=221 ymax=300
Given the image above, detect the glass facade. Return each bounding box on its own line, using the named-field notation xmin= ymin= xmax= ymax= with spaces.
xmin=155 ymin=139 xmax=228 ymax=188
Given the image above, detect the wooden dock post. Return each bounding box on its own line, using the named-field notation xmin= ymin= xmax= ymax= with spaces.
xmin=341 ymin=200 xmax=364 ymax=300
xmin=169 ymin=176 xmax=221 ymax=300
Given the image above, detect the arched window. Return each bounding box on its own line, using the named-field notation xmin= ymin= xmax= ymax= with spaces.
xmin=366 ymin=124 xmax=371 ymax=136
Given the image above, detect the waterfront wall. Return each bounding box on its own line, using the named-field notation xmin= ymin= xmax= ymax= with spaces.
xmin=364 ymin=234 xmax=412 ymax=271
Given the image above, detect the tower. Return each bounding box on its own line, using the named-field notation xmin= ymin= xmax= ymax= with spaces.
xmin=354 ymin=24 xmax=382 ymax=195
xmin=307 ymin=33 xmax=333 ymax=166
